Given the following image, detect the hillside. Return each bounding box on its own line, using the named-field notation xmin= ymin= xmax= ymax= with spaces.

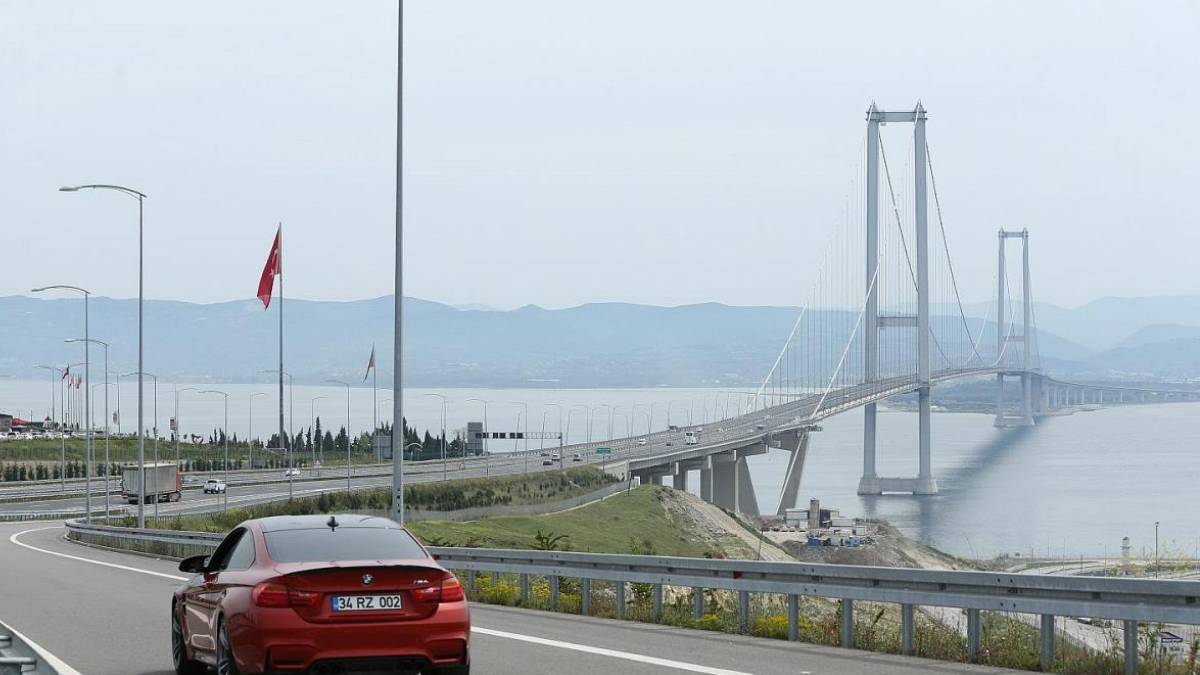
xmin=409 ymin=485 xmax=792 ymax=560
xmin=2 ymin=294 xmax=1088 ymax=387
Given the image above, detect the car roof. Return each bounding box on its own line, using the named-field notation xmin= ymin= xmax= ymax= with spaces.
xmin=254 ymin=513 xmax=401 ymax=533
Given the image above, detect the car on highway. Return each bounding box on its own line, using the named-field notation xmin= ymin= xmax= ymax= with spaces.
xmin=571 ymin=453 xmax=582 ymax=462
xmin=637 ymin=438 xmax=647 ymax=446
xmin=541 ymin=458 xmax=553 ymax=466
xmin=283 ymin=468 xmax=301 ymax=477
xmin=183 ymin=475 xmax=199 ymax=485
xmin=172 ymin=514 xmax=470 ymax=675
xmin=203 ymin=479 xmax=227 ymax=494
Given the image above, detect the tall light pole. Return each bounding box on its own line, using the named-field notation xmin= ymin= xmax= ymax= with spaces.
xmin=568 ymin=405 xmax=587 ymax=446
xmin=35 ymin=286 xmax=91 ymax=518
xmin=34 ymin=365 xmax=64 ymax=487
xmin=200 ymin=390 xmax=230 ymax=512
xmin=173 ymin=386 xmax=199 ymax=474
xmin=123 ymin=371 xmax=157 ymax=519
xmin=327 ymin=380 xmax=352 ymax=493
xmin=249 ymin=392 xmax=267 ymax=471
xmin=543 ymin=403 xmax=562 ymax=453
xmin=424 ymin=393 xmax=448 ymax=481
xmin=66 ymin=337 xmax=107 ymax=522
xmin=467 ymin=398 xmax=490 ymax=476
xmin=33 ymin=365 xmax=59 ymax=434
xmin=393 ymin=0 xmax=406 ymax=525
xmin=61 ymin=184 xmax=146 ymax=526
xmin=1155 ymin=521 xmax=1161 ymax=579
xmin=510 ymin=401 xmax=529 ymax=453
xmin=62 ymin=361 xmax=85 ymax=491
xmin=310 ymin=395 xmax=329 ymax=472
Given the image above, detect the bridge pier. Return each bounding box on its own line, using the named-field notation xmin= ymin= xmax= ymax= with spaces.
xmin=776 ymin=430 xmax=810 ymax=515
xmin=672 ymin=462 xmax=688 ymax=491
xmin=711 ymin=453 xmax=737 ymax=511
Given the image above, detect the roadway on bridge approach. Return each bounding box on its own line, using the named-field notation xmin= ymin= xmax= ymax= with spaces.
xmin=0 ymin=521 xmax=1019 ymax=675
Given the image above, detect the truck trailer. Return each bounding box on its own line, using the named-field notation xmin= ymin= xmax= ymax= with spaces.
xmin=121 ymin=462 xmax=182 ymax=503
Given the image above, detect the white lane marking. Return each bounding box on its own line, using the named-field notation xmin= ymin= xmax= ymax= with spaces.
xmin=0 ymin=617 xmax=83 ymax=675
xmin=473 ymin=627 xmax=755 ymax=675
xmin=9 ymin=527 xmax=188 ymax=581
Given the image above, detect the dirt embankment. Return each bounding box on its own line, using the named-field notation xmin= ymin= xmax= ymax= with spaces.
xmin=774 ymin=521 xmax=973 ymax=570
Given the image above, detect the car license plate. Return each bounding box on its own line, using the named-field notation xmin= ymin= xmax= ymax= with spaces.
xmin=331 ymin=594 xmax=403 ymax=612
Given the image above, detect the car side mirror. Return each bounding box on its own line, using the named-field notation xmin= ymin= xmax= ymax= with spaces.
xmin=179 ymin=555 xmax=209 ymax=574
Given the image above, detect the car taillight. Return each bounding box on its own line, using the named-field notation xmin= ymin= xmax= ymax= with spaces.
xmin=412 ymin=574 xmax=463 ymax=603
xmin=252 ymin=582 xmax=320 ymax=608
xmin=439 ymin=575 xmax=464 ymax=603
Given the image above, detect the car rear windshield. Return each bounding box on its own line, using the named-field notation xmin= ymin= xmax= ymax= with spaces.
xmin=264 ymin=527 xmax=427 ymax=563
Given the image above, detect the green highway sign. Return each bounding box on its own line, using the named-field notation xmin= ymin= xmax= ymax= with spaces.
xmin=595 ymin=447 xmax=612 ymax=455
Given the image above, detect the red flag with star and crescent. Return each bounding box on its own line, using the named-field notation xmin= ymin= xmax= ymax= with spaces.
xmin=257 ymin=226 xmax=282 ymax=308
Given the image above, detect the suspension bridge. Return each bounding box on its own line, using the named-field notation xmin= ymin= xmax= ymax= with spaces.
xmin=600 ymin=102 xmax=1200 ymax=516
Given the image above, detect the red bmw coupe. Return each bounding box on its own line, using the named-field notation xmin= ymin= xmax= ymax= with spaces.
xmin=172 ymin=514 xmax=470 ymax=675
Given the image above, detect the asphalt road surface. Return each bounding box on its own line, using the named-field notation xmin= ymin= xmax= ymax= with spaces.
xmin=0 ymin=520 xmax=1019 ymax=675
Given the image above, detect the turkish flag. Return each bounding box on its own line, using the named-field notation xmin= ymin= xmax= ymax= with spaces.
xmin=257 ymin=226 xmax=282 ymax=308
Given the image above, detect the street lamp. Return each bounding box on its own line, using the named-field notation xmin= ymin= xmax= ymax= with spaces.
xmin=543 ymin=403 xmax=563 ymax=454
xmin=33 ymin=365 xmax=59 ymax=436
xmin=35 ymin=286 xmax=91 ymax=519
xmin=1155 ymin=521 xmax=1160 ymax=579
xmin=62 ymin=361 xmax=85 ymax=491
xmin=66 ymin=337 xmax=107 ymax=521
xmin=249 ymin=392 xmax=268 ymax=470
xmin=199 ymin=390 xmax=230 ymax=512
xmin=173 ymin=386 xmax=199 ymax=474
xmin=567 ymin=405 xmax=588 ymax=446
xmin=510 ymin=401 xmax=529 ymax=454
xmin=310 ymin=395 xmax=329 ymax=472
xmin=61 ymin=184 xmax=146 ymax=526
xmin=123 ymin=371 xmax=158 ymax=520
xmin=425 ymin=393 xmax=448 ymax=481
xmin=326 ymin=380 xmax=352 ymax=493
xmin=467 ymin=398 xmax=490 ymax=476
xmin=34 ymin=365 xmax=65 ymax=490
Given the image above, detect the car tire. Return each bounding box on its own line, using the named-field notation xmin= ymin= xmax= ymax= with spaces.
xmin=425 ymin=665 xmax=469 ymax=675
xmin=216 ymin=618 xmax=241 ymax=675
xmin=171 ymin=606 xmax=205 ymax=675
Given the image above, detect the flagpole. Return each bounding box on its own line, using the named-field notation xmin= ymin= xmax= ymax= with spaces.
xmin=278 ymin=223 xmax=289 ymax=501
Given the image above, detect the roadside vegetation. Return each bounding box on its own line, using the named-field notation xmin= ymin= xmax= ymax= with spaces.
xmin=114 ymin=466 xmax=616 ymax=534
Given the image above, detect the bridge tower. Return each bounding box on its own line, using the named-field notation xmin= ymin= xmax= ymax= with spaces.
xmin=857 ymin=103 xmax=938 ymax=496
xmin=995 ymin=229 xmax=1035 ymax=427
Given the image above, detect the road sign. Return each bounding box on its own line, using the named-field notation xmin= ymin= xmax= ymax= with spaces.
xmin=596 ymin=447 xmax=612 ymax=455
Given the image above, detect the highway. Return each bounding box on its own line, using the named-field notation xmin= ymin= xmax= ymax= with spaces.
xmin=0 ymin=520 xmax=1019 ymax=675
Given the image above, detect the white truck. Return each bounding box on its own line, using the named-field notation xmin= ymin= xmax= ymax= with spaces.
xmin=121 ymin=462 xmax=182 ymax=503
xmin=684 ymin=431 xmax=698 ymax=445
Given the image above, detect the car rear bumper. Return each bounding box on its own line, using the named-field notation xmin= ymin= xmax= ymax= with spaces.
xmin=236 ymin=603 xmax=470 ymax=674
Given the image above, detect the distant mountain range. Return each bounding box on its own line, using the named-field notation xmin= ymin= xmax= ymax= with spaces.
xmin=2 ymin=294 xmax=1198 ymax=386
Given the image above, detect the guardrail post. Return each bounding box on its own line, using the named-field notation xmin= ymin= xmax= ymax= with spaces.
xmin=466 ymin=571 xmax=476 ymax=596
xmin=787 ymin=594 xmax=799 ymax=641
xmin=901 ymin=604 xmax=914 ymax=655
xmin=1123 ymin=619 xmax=1138 ymax=675
xmin=550 ymin=576 xmax=560 ymax=611
xmin=653 ymin=584 xmax=663 ymax=622
xmin=490 ymin=571 xmax=499 ymax=584
xmin=738 ymin=590 xmax=750 ymax=633
xmin=519 ymin=573 xmax=529 ymax=604
xmin=581 ymin=578 xmax=591 ymax=616
xmin=616 ymin=581 xmax=626 ymax=619
xmin=1039 ymin=614 xmax=1055 ymax=671
xmin=966 ymin=608 xmax=980 ymax=661
xmin=840 ymin=598 xmax=854 ymax=648
xmin=693 ymin=587 xmax=704 ymax=621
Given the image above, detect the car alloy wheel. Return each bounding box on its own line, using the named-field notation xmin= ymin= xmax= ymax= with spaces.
xmin=172 ymin=608 xmax=204 ymax=675
xmin=217 ymin=620 xmax=240 ymax=675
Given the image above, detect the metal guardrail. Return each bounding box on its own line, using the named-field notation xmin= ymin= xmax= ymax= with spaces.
xmin=65 ymin=521 xmax=1197 ymax=674
xmin=0 ymin=620 xmax=67 ymax=674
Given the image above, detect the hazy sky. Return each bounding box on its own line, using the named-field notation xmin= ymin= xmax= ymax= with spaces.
xmin=2 ymin=1 xmax=1197 ymax=310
